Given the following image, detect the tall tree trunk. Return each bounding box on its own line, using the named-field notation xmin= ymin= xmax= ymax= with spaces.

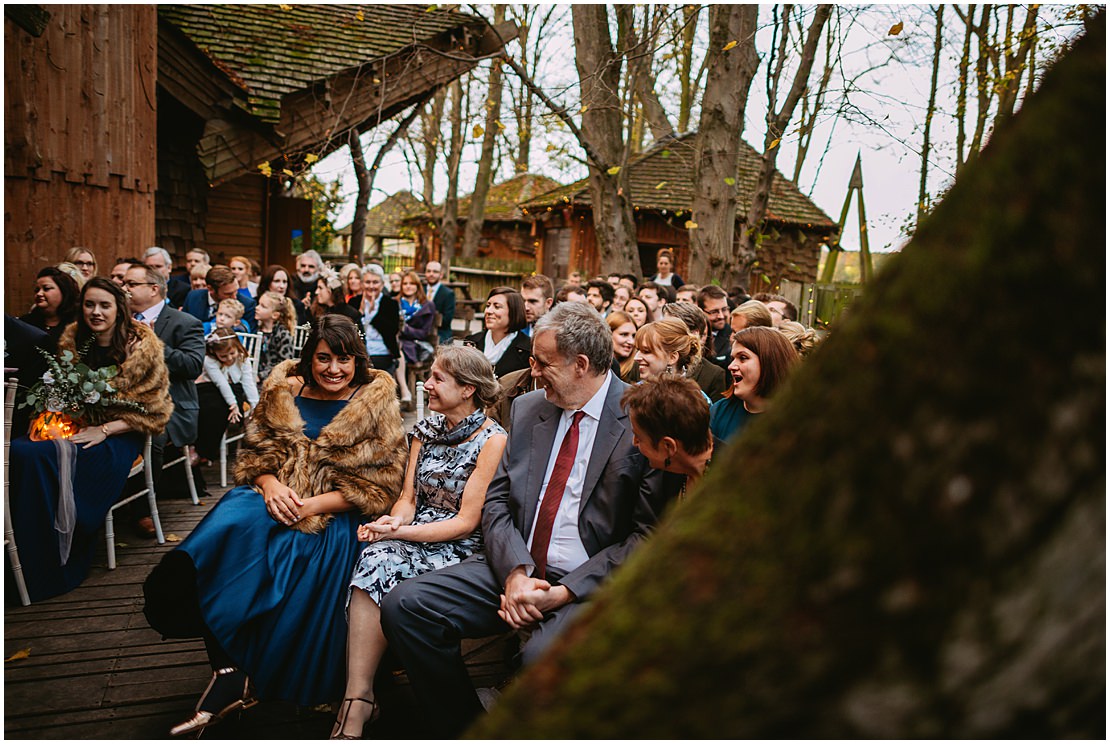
xmin=626 ymin=6 xmax=674 ymax=144
xmin=793 ymin=13 xmax=836 ymax=183
xmin=736 ymin=5 xmax=831 ymax=289
xmin=419 ymin=89 xmax=446 ymax=213
xmin=347 ymin=107 xmax=422 ymax=263
xmin=675 ymin=4 xmax=702 ymax=134
xmin=968 ymin=4 xmax=993 ymax=166
xmin=955 ymin=4 xmax=975 ymax=175
xmin=461 ymin=5 xmax=506 ymax=259
xmin=919 ymin=5 xmax=945 ymax=222
xmin=472 ymin=17 xmax=1106 ymax=737
xmin=993 ymin=4 xmax=1039 ymax=124
xmin=688 ymin=5 xmax=759 ymax=286
xmin=348 ymin=129 xmax=371 ymax=263
xmin=439 ymin=79 xmax=465 ymax=267
xmin=572 ymin=5 xmax=639 ymax=275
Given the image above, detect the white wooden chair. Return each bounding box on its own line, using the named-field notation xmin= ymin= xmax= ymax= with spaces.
xmin=162 ymin=444 xmax=199 ymax=505
xmin=4 ymin=377 xmax=30 ymax=605
xmin=292 ymin=323 xmax=312 ymax=354
xmin=218 ymin=332 xmax=262 ymax=487
xmin=106 ymin=434 xmax=163 ymax=569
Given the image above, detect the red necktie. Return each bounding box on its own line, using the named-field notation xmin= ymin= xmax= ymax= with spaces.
xmin=529 ymin=411 xmax=585 ymax=579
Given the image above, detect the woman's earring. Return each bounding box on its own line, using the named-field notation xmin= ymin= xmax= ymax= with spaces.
xmin=664 ymin=456 xmax=671 ymax=468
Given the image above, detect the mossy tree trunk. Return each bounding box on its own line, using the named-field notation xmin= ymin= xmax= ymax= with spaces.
xmin=472 ymin=14 xmax=1105 ymax=740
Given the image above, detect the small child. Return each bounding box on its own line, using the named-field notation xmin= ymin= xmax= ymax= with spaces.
xmin=190 ymin=264 xmax=211 ymax=291
xmin=192 ymin=332 xmax=260 ymax=465
xmin=203 ymin=297 xmax=248 ymax=337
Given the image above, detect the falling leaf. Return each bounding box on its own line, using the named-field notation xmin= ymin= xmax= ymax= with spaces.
xmin=768 ymin=138 xmax=781 ymax=150
xmin=166 ymin=533 xmax=182 ymax=543
xmin=685 ymin=220 xmax=699 ymax=229
xmin=372 ymin=78 xmax=381 ymax=85
xmin=606 ymin=166 xmax=621 ymax=175
xmin=115 ymin=542 xmax=129 ymax=548
xmin=472 ymin=124 xmax=484 ymax=138
xmin=257 ymin=162 xmax=272 ymax=176
xmin=660 ymin=149 xmax=671 ymax=159
xmin=546 ymin=143 xmax=558 ymax=153
xmin=494 ymin=120 xmax=505 ymax=132
xmin=655 ymin=181 xmax=667 ymax=189
xmin=355 ymin=10 xmax=364 ymax=21
xmin=282 ymin=168 xmax=294 ymax=177
xmin=304 ymin=153 xmax=318 ymax=164
xmin=761 ymin=274 xmax=772 ymax=284
xmin=888 ymin=21 xmax=903 ymax=35
xmin=426 ymin=4 xmax=438 ymax=11
xmin=279 ymin=4 xmax=292 ymax=9
xmin=724 ymin=177 xmax=735 ymax=186
xmin=580 ymin=105 xmax=588 ymax=114
xmin=723 ymin=40 xmax=738 ymax=52
xmin=6 ymin=648 xmax=31 ymax=662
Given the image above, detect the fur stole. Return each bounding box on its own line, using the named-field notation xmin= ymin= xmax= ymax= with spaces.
xmin=57 ymin=322 xmax=174 ymax=435
xmin=234 ymin=359 xmax=406 ymax=533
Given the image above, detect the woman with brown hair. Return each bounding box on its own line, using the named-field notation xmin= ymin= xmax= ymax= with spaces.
xmin=9 ymin=278 xmax=172 ymax=603
xmin=145 ymin=315 xmax=406 ymax=736
xmin=710 ymin=326 xmax=800 ymax=442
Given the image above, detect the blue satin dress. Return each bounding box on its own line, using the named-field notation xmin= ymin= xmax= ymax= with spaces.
xmin=151 ymin=396 xmax=361 ymax=705
xmin=6 ymin=432 xmax=142 ymax=603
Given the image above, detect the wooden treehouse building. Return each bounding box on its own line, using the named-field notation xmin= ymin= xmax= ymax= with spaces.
xmin=519 ymin=131 xmax=839 ymax=289
xmin=5 ymin=4 xmax=514 ymax=314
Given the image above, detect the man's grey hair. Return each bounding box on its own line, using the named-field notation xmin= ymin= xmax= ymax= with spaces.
xmin=298 ymin=249 xmax=323 ymax=269
xmin=533 ymin=301 xmax=613 ymax=376
xmin=132 ymin=263 xmax=168 ymax=297
xmin=186 ymin=247 xmax=210 ymax=261
xmin=144 ymin=246 xmax=173 ymax=266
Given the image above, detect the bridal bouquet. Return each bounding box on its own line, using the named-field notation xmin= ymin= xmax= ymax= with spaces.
xmin=19 ymin=342 xmax=145 ymax=440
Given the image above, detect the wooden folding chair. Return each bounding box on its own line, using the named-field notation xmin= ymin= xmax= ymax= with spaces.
xmin=4 ymin=377 xmax=30 ymax=605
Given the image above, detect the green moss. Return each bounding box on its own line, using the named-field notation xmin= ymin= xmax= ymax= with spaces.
xmin=470 ymin=15 xmax=1105 ymax=740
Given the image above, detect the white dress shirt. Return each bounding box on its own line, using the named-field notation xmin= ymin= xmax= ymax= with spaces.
xmin=526 ymin=372 xmax=614 ymax=576
xmin=134 ymin=301 xmax=165 ymax=327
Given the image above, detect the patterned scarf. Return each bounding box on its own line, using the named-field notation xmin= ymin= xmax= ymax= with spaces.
xmin=412 ymin=409 xmax=487 ymax=447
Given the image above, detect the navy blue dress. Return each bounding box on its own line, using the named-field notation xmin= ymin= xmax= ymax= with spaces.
xmin=6 ymin=431 xmax=142 ymax=603
xmin=146 ymin=396 xmax=361 ymax=705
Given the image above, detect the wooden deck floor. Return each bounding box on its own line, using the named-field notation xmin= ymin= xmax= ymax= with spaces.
xmin=4 ymin=457 xmax=516 ymax=739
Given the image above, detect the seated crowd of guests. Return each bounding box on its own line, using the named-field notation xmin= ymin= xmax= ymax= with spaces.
xmin=6 ymin=243 xmax=823 ymax=738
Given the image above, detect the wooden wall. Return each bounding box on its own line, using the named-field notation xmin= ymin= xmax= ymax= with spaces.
xmin=206 ymin=175 xmax=268 ymax=266
xmin=536 ymin=208 xmax=829 ymax=289
xmin=5 ymin=6 xmax=157 ymax=314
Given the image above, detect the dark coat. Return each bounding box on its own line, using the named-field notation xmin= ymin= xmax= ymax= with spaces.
xmin=399 ymin=299 xmax=436 ymax=364
xmin=348 ymin=294 xmax=400 ymax=359
xmin=429 ymin=284 xmax=456 ymax=344
xmin=150 ymin=305 xmax=206 ymax=447
xmin=464 ymin=329 xmax=532 ymax=378
xmin=182 ymin=289 xmax=257 ymax=332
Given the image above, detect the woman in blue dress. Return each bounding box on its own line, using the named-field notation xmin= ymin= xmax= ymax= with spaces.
xmin=7 ymin=278 xmax=173 ymax=604
xmin=331 ymin=345 xmax=507 ymax=739
xmin=143 ymin=315 xmax=406 ymax=737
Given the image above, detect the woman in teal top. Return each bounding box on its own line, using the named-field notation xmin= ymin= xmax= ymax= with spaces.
xmin=710 ymin=326 xmax=799 ymax=441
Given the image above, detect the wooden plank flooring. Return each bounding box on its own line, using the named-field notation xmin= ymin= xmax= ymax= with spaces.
xmin=5 ymin=450 xmax=517 ymax=739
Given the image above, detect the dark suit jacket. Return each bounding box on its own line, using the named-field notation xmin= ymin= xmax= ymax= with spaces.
xmin=480 ymin=378 xmax=678 ymax=601
xmin=151 ymin=305 xmax=206 ymax=447
xmin=430 ymin=284 xmax=456 ymax=344
xmin=464 ymin=330 xmax=531 ymax=378
xmin=167 ymin=277 xmax=190 ymax=309
xmin=347 ymin=295 xmax=400 ymax=358
xmin=708 ymin=326 xmax=732 ymax=371
xmin=182 ymin=289 xmax=257 ymax=332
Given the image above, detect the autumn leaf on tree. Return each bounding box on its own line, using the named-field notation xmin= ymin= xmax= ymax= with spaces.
xmin=889 ymin=21 xmax=904 ymax=35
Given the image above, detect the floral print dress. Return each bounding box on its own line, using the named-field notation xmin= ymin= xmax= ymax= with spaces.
xmin=348 ymin=410 xmax=505 ymax=606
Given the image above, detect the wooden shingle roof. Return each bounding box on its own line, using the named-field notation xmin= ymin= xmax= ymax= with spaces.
xmin=159 ymin=4 xmax=479 ymax=124
xmin=339 ymin=190 xmax=423 ymax=239
xmin=409 ymin=173 xmax=564 ymax=224
xmin=521 ymin=132 xmax=836 ymax=230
